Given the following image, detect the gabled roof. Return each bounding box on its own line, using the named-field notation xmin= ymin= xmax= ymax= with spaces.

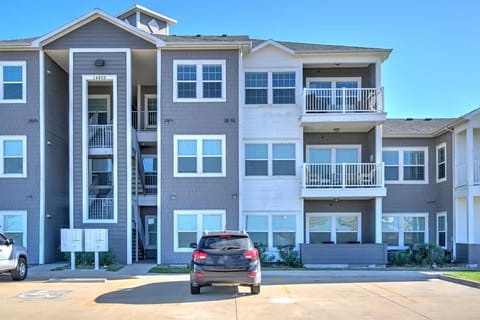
xmin=383 ymin=118 xmax=456 ymax=138
xmin=31 ymin=8 xmax=165 ymax=47
xmin=117 ymin=4 xmax=177 ymax=25
xmin=156 ymin=34 xmax=251 ymax=48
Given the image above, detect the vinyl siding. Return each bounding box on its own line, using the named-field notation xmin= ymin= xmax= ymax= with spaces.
xmin=160 ymin=50 xmax=239 ymax=264
xmin=0 ymin=51 xmax=41 ymax=263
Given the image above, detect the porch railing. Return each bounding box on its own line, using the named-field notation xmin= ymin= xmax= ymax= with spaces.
xmin=132 ymin=111 xmax=157 ymax=131
xmin=88 ymin=197 xmax=113 ymax=220
xmin=303 ymin=88 xmax=383 ymax=114
xmin=88 ymin=124 xmax=113 ymax=148
xmin=456 ymin=161 xmax=480 ymax=187
xmin=303 ymin=163 xmax=384 ymax=188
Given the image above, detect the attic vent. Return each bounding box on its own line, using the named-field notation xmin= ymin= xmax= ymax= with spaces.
xmin=405 ymin=118 xmax=413 ymax=121
xmin=424 ymin=118 xmax=432 ymax=121
xmin=148 ymin=19 xmax=160 ymax=34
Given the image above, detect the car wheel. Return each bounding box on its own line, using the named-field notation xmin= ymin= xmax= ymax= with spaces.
xmin=251 ymin=284 xmax=260 ymax=295
xmin=11 ymin=257 xmax=28 ymax=281
xmin=190 ymin=284 xmax=200 ymax=295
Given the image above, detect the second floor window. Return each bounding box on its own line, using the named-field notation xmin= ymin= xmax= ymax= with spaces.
xmin=436 ymin=143 xmax=446 ymax=182
xmin=383 ymin=147 xmax=428 ymax=183
xmin=0 ymin=61 xmax=26 ymax=103
xmin=245 ymin=143 xmax=296 ymax=176
xmin=174 ymin=60 xmax=226 ymax=102
xmin=245 ymin=71 xmax=296 ymax=105
xmin=0 ymin=136 xmax=26 ymax=178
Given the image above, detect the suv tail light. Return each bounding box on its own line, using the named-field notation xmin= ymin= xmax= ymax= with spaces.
xmin=193 ymin=250 xmax=208 ymax=261
xmin=243 ymin=249 xmax=259 ymax=260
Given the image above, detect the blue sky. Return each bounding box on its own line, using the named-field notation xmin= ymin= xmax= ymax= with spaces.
xmin=2 ymin=0 xmax=479 ymax=119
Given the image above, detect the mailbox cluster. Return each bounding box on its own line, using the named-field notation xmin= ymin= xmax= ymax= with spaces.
xmin=61 ymin=228 xmax=109 ymax=253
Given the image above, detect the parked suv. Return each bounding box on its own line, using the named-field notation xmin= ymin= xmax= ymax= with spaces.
xmin=189 ymin=230 xmax=261 ymax=294
xmin=0 ymin=233 xmax=28 ymax=281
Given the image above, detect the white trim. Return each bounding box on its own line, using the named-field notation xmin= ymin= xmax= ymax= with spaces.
xmin=82 ymin=74 xmax=118 ymax=223
xmin=436 ymin=142 xmax=447 ymax=183
xmin=126 ymin=49 xmax=132 ymax=264
xmin=243 ymin=69 xmax=299 ymax=106
xmin=173 ymin=135 xmax=226 ymax=177
xmin=251 ymin=39 xmax=295 ymax=55
xmin=173 ymin=60 xmax=226 ymax=102
xmin=0 ymin=210 xmax=27 ymax=247
xmin=0 ymin=61 xmax=27 ymax=103
xmin=68 ymin=49 xmax=74 ymax=228
xmin=0 ymin=135 xmax=27 ymax=178
xmin=156 ymin=49 xmax=162 ymax=265
xmin=173 ymin=210 xmax=226 ymax=252
xmin=305 ymin=212 xmax=362 ymax=244
xmin=39 ymin=50 xmax=45 ymax=264
xmin=436 ymin=212 xmax=447 ymax=249
xmin=382 ymin=212 xmax=429 ymax=249
xmin=383 ymin=147 xmax=429 ymax=184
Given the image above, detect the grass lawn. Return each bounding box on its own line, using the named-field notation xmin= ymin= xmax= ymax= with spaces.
xmin=149 ymin=266 xmax=190 ymax=273
xmin=445 ymin=271 xmax=480 ymax=282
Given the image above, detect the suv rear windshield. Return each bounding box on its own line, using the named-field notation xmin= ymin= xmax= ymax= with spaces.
xmin=199 ymin=235 xmax=251 ymax=251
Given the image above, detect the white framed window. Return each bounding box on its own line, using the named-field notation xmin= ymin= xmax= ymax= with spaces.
xmin=245 ymin=214 xmax=297 ymax=250
xmin=0 ymin=211 xmax=27 ymax=247
xmin=306 ymin=212 xmax=361 ymax=244
xmin=144 ymin=216 xmax=157 ymax=249
xmin=383 ymin=147 xmax=428 ymax=184
xmin=244 ymin=142 xmax=296 ymax=176
xmin=174 ymin=135 xmax=226 ymax=177
xmin=382 ymin=213 xmax=428 ymax=249
xmin=0 ymin=61 xmax=26 ymax=103
xmin=436 ymin=143 xmax=447 ymax=183
xmin=244 ymin=70 xmax=296 ymax=105
xmin=436 ymin=212 xmax=447 ymax=248
xmin=174 ymin=210 xmax=226 ymax=252
xmin=0 ymin=136 xmax=27 ymax=178
xmin=173 ymin=60 xmax=226 ymax=102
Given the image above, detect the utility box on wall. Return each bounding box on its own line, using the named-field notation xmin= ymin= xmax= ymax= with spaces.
xmin=84 ymin=229 xmax=109 ymax=252
xmin=60 ymin=229 xmax=84 ymax=252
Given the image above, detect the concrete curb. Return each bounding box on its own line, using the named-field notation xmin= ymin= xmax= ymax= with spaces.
xmin=439 ymin=274 xmax=480 ymax=289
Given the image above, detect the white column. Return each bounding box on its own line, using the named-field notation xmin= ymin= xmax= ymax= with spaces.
xmin=375 ymin=197 xmax=383 ymax=244
xmin=375 ymin=124 xmax=382 ymax=163
xmin=375 ymin=59 xmax=383 ymax=111
xmin=467 ymin=127 xmax=474 ymax=243
xmin=156 ymin=48 xmax=162 ymax=265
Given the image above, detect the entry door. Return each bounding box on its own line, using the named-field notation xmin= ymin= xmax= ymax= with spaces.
xmin=0 ymin=212 xmax=26 ymax=247
xmin=145 ymin=216 xmax=157 ymax=249
xmin=144 ymin=95 xmax=157 ymax=129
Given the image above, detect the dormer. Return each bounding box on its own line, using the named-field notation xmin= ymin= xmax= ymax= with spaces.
xmin=117 ymin=4 xmax=177 ymax=35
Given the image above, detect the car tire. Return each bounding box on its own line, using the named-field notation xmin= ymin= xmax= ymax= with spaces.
xmin=191 ymin=284 xmax=200 ymax=295
xmin=11 ymin=257 xmax=27 ymax=281
xmin=251 ymin=284 xmax=260 ymax=295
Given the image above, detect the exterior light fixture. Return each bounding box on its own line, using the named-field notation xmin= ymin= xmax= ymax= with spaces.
xmin=94 ymin=59 xmax=105 ymax=67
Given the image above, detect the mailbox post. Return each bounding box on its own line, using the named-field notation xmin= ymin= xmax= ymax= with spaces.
xmin=60 ymin=229 xmax=84 ymax=270
xmin=84 ymin=229 xmax=109 ymax=270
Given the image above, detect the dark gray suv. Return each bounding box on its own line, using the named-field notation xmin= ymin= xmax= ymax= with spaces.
xmin=189 ymin=230 xmax=261 ymax=295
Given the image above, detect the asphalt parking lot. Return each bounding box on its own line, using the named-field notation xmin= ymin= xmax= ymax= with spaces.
xmin=1 ymin=266 xmax=480 ymax=320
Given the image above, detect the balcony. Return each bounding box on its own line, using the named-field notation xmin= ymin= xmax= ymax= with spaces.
xmin=132 ymin=111 xmax=157 ymax=143
xmin=88 ymin=124 xmax=113 ymax=151
xmin=456 ymin=161 xmax=480 ymax=187
xmin=300 ymin=88 xmax=386 ymax=132
xmin=302 ymin=163 xmax=386 ymax=199
xmin=88 ymin=197 xmax=113 ymax=220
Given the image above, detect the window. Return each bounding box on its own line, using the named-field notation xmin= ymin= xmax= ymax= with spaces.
xmin=174 ymin=210 xmax=225 ymax=251
xmin=0 ymin=136 xmax=26 ymax=178
xmin=174 ymin=60 xmax=226 ymax=102
xmin=0 ymin=61 xmax=26 ymax=103
xmin=306 ymin=77 xmax=361 ymax=110
xmin=145 ymin=216 xmax=157 ymax=249
xmin=437 ymin=212 xmax=447 ymax=248
xmin=244 ymin=143 xmax=296 ymax=176
xmin=382 ymin=213 xmax=428 ymax=249
xmin=382 ymin=147 xmax=428 ymax=183
xmin=436 ymin=143 xmax=447 ymax=182
xmin=174 ymin=135 xmax=226 ymax=177
xmin=245 ymin=214 xmax=297 ymax=249
xmin=244 ymin=71 xmax=296 ymax=105
xmin=307 ymin=213 xmax=361 ymax=244
xmin=0 ymin=211 xmax=27 ymax=246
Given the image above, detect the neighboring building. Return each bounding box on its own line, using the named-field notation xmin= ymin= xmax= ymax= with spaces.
xmin=0 ymin=4 xmax=478 ymax=266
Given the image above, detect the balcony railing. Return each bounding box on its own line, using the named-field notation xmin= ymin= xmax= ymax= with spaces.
xmin=132 ymin=111 xmax=157 ymax=131
xmin=303 ymin=163 xmax=384 ymax=188
xmin=88 ymin=197 xmax=113 ymax=220
xmin=456 ymin=161 xmax=480 ymax=187
xmin=145 ymin=173 xmax=157 ymax=195
xmin=303 ymin=88 xmax=383 ymax=114
xmin=88 ymin=124 xmax=113 ymax=148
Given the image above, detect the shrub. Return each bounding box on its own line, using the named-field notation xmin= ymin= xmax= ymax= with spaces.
xmin=64 ymin=250 xmax=116 ymax=266
xmin=390 ymin=250 xmax=412 ymax=266
xmin=277 ymin=246 xmax=302 ymax=268
xmin=412 ymin=243 xmax=447 ymax=266
xmin=255 ymin=242 xmax=275 ymax=264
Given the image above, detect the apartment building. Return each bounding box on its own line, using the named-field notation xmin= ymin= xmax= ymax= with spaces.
xmin=0 ymin=4 xmax=478 ymax=266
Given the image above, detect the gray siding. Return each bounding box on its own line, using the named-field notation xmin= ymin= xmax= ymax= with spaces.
xmin=456 ymin=244 xmax=480 ymax=264
xmin=160 ymin=50 xmax=239 ymax=264
xmin=72 ymin=52 xmax=128 ymax=264
xmin=0 ymin=51 xmax=41 ymax=263
xmin=45 ymin=18 xmax=155 ymax=49
xmin=139 ymin=13 xmax=168 ymax=34
xmin=300 ymin=243 xmax=387 ymax=265
xmin=44 ymin=54 xmax=69 ymax=262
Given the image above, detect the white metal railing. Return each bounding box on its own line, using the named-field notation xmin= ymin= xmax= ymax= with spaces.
xmin=88 ymin=124 xmax=113 ymax=148
xmin=457 ymin=161 xmax=480 ymax=187
xmin=303 ymin=88 xmax=383 ymax=114
xmin=132 ymin=111 xmax=157 ymax=131
xmin=303 ymin=163 xmax=384 ymax=188
xmin=145 ymin=173 xmax=157 ymax=195
xmin=88 ymin=197 xmax=113 ymax=220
